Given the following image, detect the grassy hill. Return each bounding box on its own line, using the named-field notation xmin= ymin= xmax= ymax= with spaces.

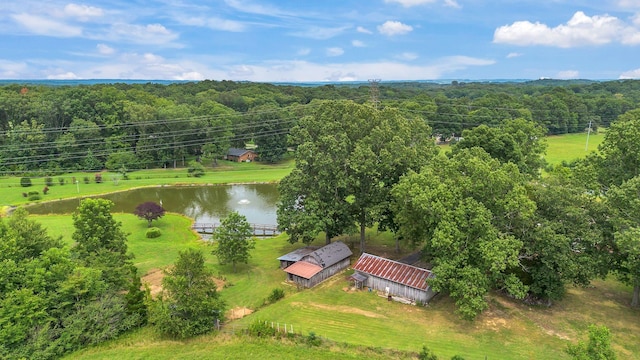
xmin=39 ymin=215 xmax=640 ymax=360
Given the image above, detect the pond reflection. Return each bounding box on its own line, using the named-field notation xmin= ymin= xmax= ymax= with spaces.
xmin=26 ymin=184 xmax=279 ymax=225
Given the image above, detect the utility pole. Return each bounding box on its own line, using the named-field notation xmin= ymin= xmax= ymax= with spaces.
xmin=585 ymin=120 xmax=592 ymax=151
xmin=368 ymin=79 xmax=380 ymax=110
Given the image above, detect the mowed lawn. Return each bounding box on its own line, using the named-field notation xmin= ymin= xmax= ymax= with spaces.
xmin=40 ymin=211 xmax=640 ymax=360
xmin=545 ymin=131 xmax=604 ymax=166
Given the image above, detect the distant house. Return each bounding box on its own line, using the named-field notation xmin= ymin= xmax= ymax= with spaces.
xmin=278 ymin=241 xmax=353 ymax=288
xmin=226 ymin=148 xmax=257 ymax=162
xmin=351 ymin=253 xmax=436 ymax=305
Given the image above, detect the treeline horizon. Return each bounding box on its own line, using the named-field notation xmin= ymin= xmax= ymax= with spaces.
xmin=0 ymin=79 xmax=638 ymax=174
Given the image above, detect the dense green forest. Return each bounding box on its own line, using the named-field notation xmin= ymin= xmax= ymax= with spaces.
xmin=0 ymin=79 xmax=638 ymax=174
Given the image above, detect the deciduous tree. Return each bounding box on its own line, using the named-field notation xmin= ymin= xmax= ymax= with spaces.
xmin=393 ymin=148 xmax=532 ymax=318
xmin=152 ymin=249 xmax=225 ymax=338
xmin=278 ymin=100 xmax=437 ymax=251
xmin=134 ymin=201 xmax=166 ymax=227
xmin=212 ymin=211 xmax=255 ymax=272
xmin=72 ymin=198 xmax=132 ymax=289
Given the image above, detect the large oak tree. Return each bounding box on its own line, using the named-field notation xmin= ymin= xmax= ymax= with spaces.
xmin=277 ymin=100 xmax=437 ymax=252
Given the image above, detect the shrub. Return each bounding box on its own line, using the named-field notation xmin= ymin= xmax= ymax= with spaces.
xmin=95 ymin=173 xmax=103 ymax=183
xmin=187 ymin=160 xmax=205 ymax=178
xmin=43 ymin=186 xmax=49 ymax=195
xmin=247 ymin=320 xmax=276 ymax=338
xmin=306 ymin=331 xmax=322 ymax=347
xmin=28 ymin=192 xmax=41 ymax=201
xmin=58 ymin=177 xmax=65 ymax=185
xmin=44 ymin=177 xmax=54 ymax=187
xmin=22 ymin=192 xmax=27 ymax=197
xmin=20 ymin=177 xmax=32 ymax=187
xmin=267 ymin=288 xmax=285 ymax=303
xmin=83 ymin=176 xmax=90 ymax=184
xmin=145 ymin=227 xmax=162 ymax=239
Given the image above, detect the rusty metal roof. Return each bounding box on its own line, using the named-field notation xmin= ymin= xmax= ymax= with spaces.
xmin=283 ymin=261 xmax=323 ymax=279
xmin=352 ymin=253 xmax=433 ymax=291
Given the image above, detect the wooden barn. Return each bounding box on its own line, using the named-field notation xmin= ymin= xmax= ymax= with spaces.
xmin=277 ymin=246 xmax=317 ymax=269
xmin=226 ymin=148 xmax=257 ymax=162
xmin=279 ymin=241 xmax=352 ymax=288
xmin=351 ymin=253 xmax=436 ymax=305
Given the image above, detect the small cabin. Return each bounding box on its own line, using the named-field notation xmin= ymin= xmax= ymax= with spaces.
xmin=226 ymin=148 xmax=257 ymax=162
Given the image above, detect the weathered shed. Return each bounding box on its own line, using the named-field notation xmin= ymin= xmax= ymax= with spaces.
xmin=226 ymin=148 xmax=257 ymax=162
xmin=281 ymin=241 xmax=352 ymax=288
xmin=352 ymin=253 xmax=436 ymax=304
xmin=277 ymin=246 xmax=317 ymax=269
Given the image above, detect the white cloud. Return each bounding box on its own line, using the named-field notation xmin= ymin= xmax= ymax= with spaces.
xmin=47 ymin=71 xmax=79 ymax=80
xmin=494 ymin=11 xmax=640 ymax=47
xmin=0 ymin=60 xmax=28 ymax=78
xmin=292 ymin=25 xmax=350 ymax=39
xmin=228 ymin=65 xmax=255 ymax=77
xmin=617 ymin=0 xmax=640 ymax=9
xmin=176 ymin=16 xmax=246 ymax=32
xmin=378 ymin=21 xmax=413 ymax=36
xmin=357 ymin=26 xmax=373 ymax=34
xmin=506 ymin=52 xmax=522 ymax=58
xmin=175 ymin=71 xmax=204 ymax=80
xmin=12 ymin=13 xmax=82 ymax=37
xmin=326 ymin=47 xmax=344 ymax=56
xmin=297 ymin=48 xmax=311 ymax=56
xmin=224 ymin=0 xmax=297 ymax=18
xmin=396 ymin=52 xmax=418 ymax=60
xmin=384 ymin=0 xmax=437 ymax=7
xmin=620 ymin=68 xmax=640 ymax=78
xmin=443 ymin=0 xmax=461 ymax=9
xmin=220 ymin=56 xmax=495 ymax=82
xmin=107 ymin=23 xmax=178 ymax=44
xmin=96 ymin=43 xmax=115 ymax=55
xmin=352 ymin=40 xmax=365 ymax=47
xmin=205 ymin=17 xmax=246 ymax=32
xmin=64 ymin=3 xmax=104 ymax=21
xmin=557 ymin=70 xmax=580 ymax=79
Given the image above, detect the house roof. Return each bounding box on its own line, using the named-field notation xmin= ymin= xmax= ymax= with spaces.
xmin=283 ymin=261 xmax=323 ymax=279
xmin=352 ymin=253 xmax=433 ymax=291
xmin=306 ymin=241 xmax=352 ymax=268
xmin=227 ymin=148 xmax=253 ymax=157
xmin=277 ymin=247 xmax=318 ymax=262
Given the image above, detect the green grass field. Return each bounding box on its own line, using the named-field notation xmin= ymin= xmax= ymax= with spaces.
xmin=544 ymin=131 xmax=604 ymax=166
xmin=38 ymin=211 xmax=640 ymax=360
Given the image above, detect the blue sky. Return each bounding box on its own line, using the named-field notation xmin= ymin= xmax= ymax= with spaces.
xmin=1 ymin=0 xmax=639 ymax=81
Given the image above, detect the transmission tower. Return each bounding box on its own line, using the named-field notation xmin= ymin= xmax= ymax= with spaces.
xmin=368 ymin=79 xmax=381 ymax=109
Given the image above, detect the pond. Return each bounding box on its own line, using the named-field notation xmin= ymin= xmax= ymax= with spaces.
xmin=25 ymin=184 xmax=280 ymax=225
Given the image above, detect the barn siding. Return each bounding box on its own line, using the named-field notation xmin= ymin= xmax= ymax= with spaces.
xmin=292 ymin=258 xmax=351 ymax=288
xmin=363 ymin=274 xmax=435 ymax=304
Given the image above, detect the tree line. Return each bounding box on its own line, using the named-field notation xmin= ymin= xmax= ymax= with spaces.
xmin=0 ymin=79 xmax=638 ymax=174
xmin=278 ymin=100 xmax=640 ymax=320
